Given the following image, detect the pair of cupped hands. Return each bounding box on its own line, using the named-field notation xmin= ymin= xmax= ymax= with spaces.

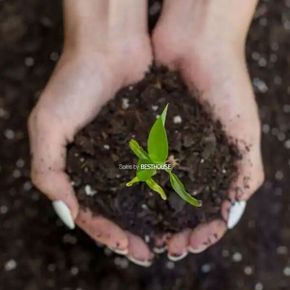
xmin=28 ymin=2 xmax=264 ymax=267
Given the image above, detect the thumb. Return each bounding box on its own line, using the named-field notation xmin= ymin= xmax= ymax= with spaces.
xmin=28 ymin=109 xmax=79 ymax=229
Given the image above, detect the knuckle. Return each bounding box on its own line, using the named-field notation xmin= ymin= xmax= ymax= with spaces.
xmin=245 ymin=165 xmax=265 ymax=196
xmin=30 ymin=168 xmax=60 ymax=200
xmin=30 ymin=168 xmax=46 ymax=192
xmin=28 ymin=107 xmax=50 ymax=133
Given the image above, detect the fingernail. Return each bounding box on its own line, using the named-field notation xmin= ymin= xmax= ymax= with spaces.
xmin=188 ymin=245 xmax=207 ymax=254
xmin=128 ymin=256 xmax=153 ymax=267
xmin=167 ymin=251 xmax=188 ymax=262
xmin=108 ymin=246 xmax=128 ymax=256
xmin=153 ymin=246 xmax=167 ymax=254
xmin=227 ymin=200 xmax=246 ymax=229
xmin=52 ymin=200 xmax=75 ymax=230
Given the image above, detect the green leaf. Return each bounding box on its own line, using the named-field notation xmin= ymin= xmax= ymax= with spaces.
xmin=145 ymin=178 xmax=167 ymax=200
xmin=126 ymin=176 xmax=140 ymax=187
xmin=147 ymin=118 xmax=168 ymax=163
xmin=169 ymin=172 xmax=202 ymax=207
xmin=160 ymin=104 xmax=169 ymax=126
xmin=137 ymin=159 xmax=156 ymax=181
xmin=129 ymin=139 xmax=149 ymax=160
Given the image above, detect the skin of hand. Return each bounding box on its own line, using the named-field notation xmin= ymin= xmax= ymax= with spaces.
xmin=28 ymin=0 xmax=154 ymax=265
xmin=151 ymin=0 xmax=265 ymax=260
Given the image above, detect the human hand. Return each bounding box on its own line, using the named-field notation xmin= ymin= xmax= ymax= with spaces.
xmin=29 ymin=0 xmax=154 ymax=266
xmin=152 ymin=0 xmax=264 ymax=260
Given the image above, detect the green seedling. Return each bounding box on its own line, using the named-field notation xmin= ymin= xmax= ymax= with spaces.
xmin=126 ymin=105 xmax=202 ymax=207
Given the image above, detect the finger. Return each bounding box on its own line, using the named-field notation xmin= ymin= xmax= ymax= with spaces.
xmin=127 ymin=232 xmax=154 ymax=267
xmin=228 ymin=152 xmax=264 ymax=202
xmin=167 ymin=229 xmax=190 ymax=261
xmin=153 ymin=233 xmax=171 ymax=254
xmin=76 ymin=210 xmax=128 ymax=254
xmin=221 ymin=148 xmax=263 ymax=229
xmin=221 ymin=198 xmax=247 ymax=229
xmin=188 ymin=220 xmax=227 ymax=254
xmin=28 ymin=110 xmax=79 ymax=228
xmin=221 ymin=199 xmax=232 ymax=222
xmin=228 ymin=200 xmax=247 ymax=229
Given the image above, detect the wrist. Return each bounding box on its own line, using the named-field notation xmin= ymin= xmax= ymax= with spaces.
xmin=62 ymin=0 xmax=106 ymax=52
xmin=62 ymin=0 xmax=149 ymax=57
xmin=157 ymin=0 xmax=257 ymax=53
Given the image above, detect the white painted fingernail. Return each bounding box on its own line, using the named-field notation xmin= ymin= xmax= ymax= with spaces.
xmin=153 ymin=246 xmax=167 ymax=254
xmin=167 ymin=251 xmax=188 ymax=262
xmin=52 ymin=200 xmax=75 ymax=230
xmin=227 ymin=200 xmax=246 ymax=229
xmin=108 ymin=247 xmax=128 ymax=256
xmin=128 ymin=256 xmax=152 ymax=267
xmin=188 ymin=245 xmax=206 ymax=254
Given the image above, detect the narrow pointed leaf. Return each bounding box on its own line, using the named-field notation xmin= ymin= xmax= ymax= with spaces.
xmin=126 ymin=176 xmax=140 ymax=187
xmin=146 ymin=178 xmax=167 ymax=200
xmin=160 ymin=104 xmax=169 ymax=126
xmin=169 ymin=172 xmax=202 ymax=207
xmin=129 ymin=139 xmax=149 ymax=160
xmin=137 ymin=159 xmax=156 ymax=181
xmin=147 ymin=118 xmax=168 ymax=163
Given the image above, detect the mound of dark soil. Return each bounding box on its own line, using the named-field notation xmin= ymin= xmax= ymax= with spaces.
xmin=67 ymin=67 xmax=240 ymax=241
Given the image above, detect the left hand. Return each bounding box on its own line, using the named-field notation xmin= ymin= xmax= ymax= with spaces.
xmin=152 ymin=0 xmax=264 ymax=260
